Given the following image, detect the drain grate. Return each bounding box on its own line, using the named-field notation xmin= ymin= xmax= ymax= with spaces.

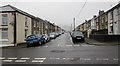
xmin=51 ymin=50 xmax=65 ymax=53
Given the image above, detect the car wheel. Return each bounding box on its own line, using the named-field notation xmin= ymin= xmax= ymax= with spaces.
xmin=72 ymin=38 xmax=75 ymax=43
xmin=83 ymin=39 xmax=85 ymax=42
xmin=39 ymin=41 xmax=42 ymax=45
xmin=27 ymin=45 xmax=29 ymax=48
xmin=44 ymin=41 xmax=46 ymax=44
xmin=33 ymin=44 xmax=36 ymax=47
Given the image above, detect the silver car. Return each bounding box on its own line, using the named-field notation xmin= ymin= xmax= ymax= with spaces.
xmin=50 ymin=33 xmax=56 ymax=39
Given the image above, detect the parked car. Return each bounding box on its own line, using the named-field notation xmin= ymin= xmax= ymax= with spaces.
xmin=71 ymin=31 xmax=85 ymax=43
xmin=42 ymin=34 xmax=50 ymax=42
xmin=25 ymin=34 xmax=45 ymax=47
xmin=70 ymin=31 xmax=73 ymax=36
xmin=50 ymin=32 xmax=56 ymax=39
xmin=59 ymin=32 xmax=63 ymax=35
xmin=62 ymin=31 xmax=64 ymax=34
xmin=55 ymin=32 xmax=60 ymax=37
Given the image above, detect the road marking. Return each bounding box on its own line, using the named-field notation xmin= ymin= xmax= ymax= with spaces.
xmin=63 ymin=58 xmax=73 ymax=60
xmin=74 ymin=45 xmax=80 ymax=46
xmin=83 ymin=58 xmax=91 ymax=61
xmin=3 ymin=60 xmax=13 ymax=62
xmin=20 ymin=57 xmax=30 ymax=60
xmin=81 ymin=45 xmax=94 ymax=46
xmin=69 ymin=34 xmax=73 ymax=44
xmin=34 ymin=58 xmax=46 ymax=60
xmin=49 ymin=57 xmax=55 ymax=59
xmin=8 ymin=57 xmax=17 ymax=60
xmin=43 ymin=46 xmax=48 ymax=47
xmin=63 ymin=58 xmax=66 ymax=60
xmin=80 ymin=58 xmax=91 ymax=61
xmin=0 ymin=57 xmax=5 ymax=60
xmin=55 ymin=58 xmax=60 ymax=60
xmin=15 ymin=60 xmax=26 ymax=63
xmin=32 ymin=60 xmax=44 ymax=63
xmin=49 ymin=57 xmax=60 ymax=60
xmin=58 ymin=44 xmax=60 ymax=47
xmin=66 ymin=45 xmax=72 ymax=47
xmin=102 ymin=58 xmax=109 ymax=61
xmin=70 ymin=37 xmax=73 ymax=43
xmin=96 ymin=58 xmax=109 ymax=61
xmin=113 ymin=58 xmax=119 ymax=61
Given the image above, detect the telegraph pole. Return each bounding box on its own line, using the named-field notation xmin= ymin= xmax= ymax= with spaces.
xmin=73 ymin=18 xmax=75 ymax=31
xmin=71 ymin=24 xmax=72 ymax=31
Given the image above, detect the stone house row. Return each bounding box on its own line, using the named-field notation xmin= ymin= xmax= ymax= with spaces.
xmin=76 ymin=3 xmax=120 ymax=39
xmin=0 ymin=5 xmax=63 ymax=44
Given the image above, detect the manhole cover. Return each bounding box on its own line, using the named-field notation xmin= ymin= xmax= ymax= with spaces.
xmin=51 ymin=50 xmax=65 ymax=53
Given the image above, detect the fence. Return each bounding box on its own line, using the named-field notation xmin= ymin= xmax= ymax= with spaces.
xmin=90 ymin=34 xmax=120 ymax=42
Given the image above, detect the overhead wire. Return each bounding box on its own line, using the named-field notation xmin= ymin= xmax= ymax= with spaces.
xmin=75 ymin=0 xmax=87 ymax=18
xmin=13 ymin=0 xmax=17 ymax=6
xmin=73 ymin=0 xmax=87 ymax=28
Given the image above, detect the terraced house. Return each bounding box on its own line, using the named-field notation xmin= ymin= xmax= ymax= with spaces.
xmin=0 ymin=5 xmax=62 ymax=45
xmin=92 ymin=11 xmax=108 ymax=35
xmin=76 ymin=3 xmax=120 ymax=41
xmin=0 ymin=5 xmax=36 ymax=44
xmin=32 ymin=17 xmax=45 ymax=34
xmin=107 ymin=3 xmax=120 ymax=35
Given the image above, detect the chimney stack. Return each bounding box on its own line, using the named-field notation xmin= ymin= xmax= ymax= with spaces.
xmin=99 ymin=10 xmax=104 ymax=15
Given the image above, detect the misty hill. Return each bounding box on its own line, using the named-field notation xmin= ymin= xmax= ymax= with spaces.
xmin=58 ymin=24 xmax=71 ymax=31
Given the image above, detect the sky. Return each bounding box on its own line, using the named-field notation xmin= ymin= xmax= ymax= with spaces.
xmin=1 ymin=0 xmax=120 ymax=31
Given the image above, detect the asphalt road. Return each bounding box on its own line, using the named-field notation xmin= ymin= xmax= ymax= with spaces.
xmin=1 ymin=33 xmax=119 ymax=64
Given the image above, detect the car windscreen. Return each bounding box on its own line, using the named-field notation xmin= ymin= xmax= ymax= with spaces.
xmin=73 ymin=32 xmax=83 ymax=35
xmin=50 ymin=33 xmax=55 ymax=35
xmin=36 ymin=34 xmax=42 ymax=38
xmin=27 ymin=35 xmax=36 ymax=39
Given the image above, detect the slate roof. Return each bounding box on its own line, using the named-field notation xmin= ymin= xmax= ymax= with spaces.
xmin=0 ymin=5 xmax=36 ymax=18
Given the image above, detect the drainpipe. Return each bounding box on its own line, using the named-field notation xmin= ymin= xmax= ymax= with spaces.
xmin=14 ymin=12 xmax=16 ymax=46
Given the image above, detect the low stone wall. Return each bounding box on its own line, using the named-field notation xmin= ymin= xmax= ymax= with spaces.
xmin=89 ymin=34 xmax=120 ymax=42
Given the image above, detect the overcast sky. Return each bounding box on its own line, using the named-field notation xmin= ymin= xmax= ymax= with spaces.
xmin=1 ymin=0 xmax=120 ymax=31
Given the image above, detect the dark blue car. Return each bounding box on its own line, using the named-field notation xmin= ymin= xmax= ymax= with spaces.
xmin=25 ymin=34 xmax=45 ymax=47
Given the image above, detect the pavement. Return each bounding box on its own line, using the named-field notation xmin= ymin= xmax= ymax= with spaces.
xmin=0 ymin=42 xmax=27 ymax=48
xmin=85 ymin=38 xmax=120 ymax=46
xmin=0 ymin=44 xmax=14 ymax=48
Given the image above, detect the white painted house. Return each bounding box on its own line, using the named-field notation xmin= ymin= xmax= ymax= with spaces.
xmin=90 ymin=16 xmax=97 ymax=30
xmin=108 ymin=3 xmax=120 ymax=35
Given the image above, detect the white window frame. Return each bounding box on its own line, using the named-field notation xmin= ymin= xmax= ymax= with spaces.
xmin=0 ymin=29 xmax=8 ymax=41
xmin=2 ymin=14 xmax=8 ymax=25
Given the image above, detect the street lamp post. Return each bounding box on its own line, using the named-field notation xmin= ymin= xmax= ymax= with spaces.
xmin=71 ymin=24 xmax=72 ymax=31
xmin=73 ymin=18 xmax=75 ymax=31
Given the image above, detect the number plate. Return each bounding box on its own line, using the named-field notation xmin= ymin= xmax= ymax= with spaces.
xmin=77 ymin=38 xmax=81 ymax=39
